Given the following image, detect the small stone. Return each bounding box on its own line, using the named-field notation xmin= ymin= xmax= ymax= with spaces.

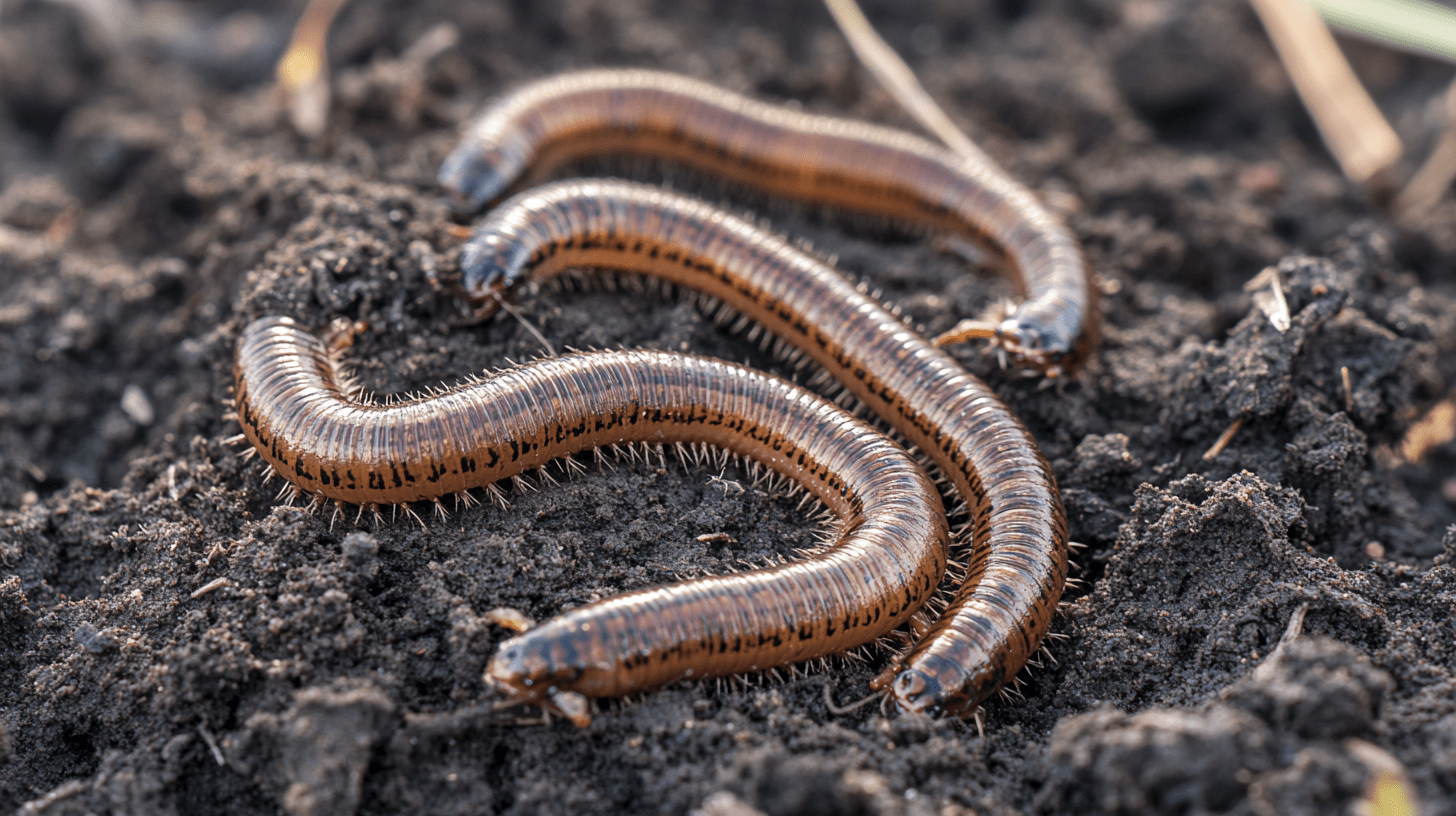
xmin=120 ymin=384 xmax=154 ymax=426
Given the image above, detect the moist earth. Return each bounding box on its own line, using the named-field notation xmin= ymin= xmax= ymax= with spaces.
xmin=3 ymin=0 xmax=1456 ymax=814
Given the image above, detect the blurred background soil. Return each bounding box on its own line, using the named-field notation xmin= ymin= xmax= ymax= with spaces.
xmin=3 ymin=0 xmax=1456 ymax=813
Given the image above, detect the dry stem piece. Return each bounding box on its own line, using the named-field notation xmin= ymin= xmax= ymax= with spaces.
xmin=1248 ymin=0 xmax=1401 ymax=185
xmin=1396 ymin=79 xmax=1456 ymax=214
xmin=822 ymin=0 xmax=995 ymax=165
xmin=275 ymin=0 xmax=352 ymax=138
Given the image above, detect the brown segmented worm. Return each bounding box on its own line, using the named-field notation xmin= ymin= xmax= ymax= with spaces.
xmin=450 ymin=178 xmax=1068 ymax=719
xmin=234 ymin=315 xmax=948 ymax=724
xmin=238 ymin=66 xmax=1078 ymax=722
xmin=438 ymin=68 xmax=1096 ymax=373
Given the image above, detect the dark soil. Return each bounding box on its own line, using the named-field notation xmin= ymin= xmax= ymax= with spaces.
xmin=3 ymin=0 xmax=1456 ymax=813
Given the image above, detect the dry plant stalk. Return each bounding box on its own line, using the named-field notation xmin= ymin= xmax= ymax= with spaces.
xmin=1396 ymin=78 xmax=1456 ymax=214
xmin=275 ymin=0 xmax=352 ymax=138
xmin=1202 ymin=416 xmax=1245 ymax=461
xmin=1248 ymin=0 xmax=1402 ymax=184
xmin=1244 ymin=266 xmax=1291 ymax=333
xmin=822 ymin=0 xmax=995 ymax=165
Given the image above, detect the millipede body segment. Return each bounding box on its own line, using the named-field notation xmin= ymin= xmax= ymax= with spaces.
xmin=453 ymin=178 xmax=1069 ymax=718
xmin=234 ymin=316 xmax=948 ymax=722
xmin=439 ymin=68 xmax=1096 ymax=372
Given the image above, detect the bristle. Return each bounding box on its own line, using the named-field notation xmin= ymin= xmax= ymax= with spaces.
xmin=485 ymin=483 xmax=510 ymax=508
xmin=1039 ymin=644 xmax=1059 ymax=667
xmin=402 ymin=505 xmax=427 ymax=530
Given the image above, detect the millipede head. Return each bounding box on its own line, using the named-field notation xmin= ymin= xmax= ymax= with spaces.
xmin=486 ymin=634 xmax=597 ymax=727
xmin=935 ymin=313 xmax=1077 ymax=377
xmin=874 ymin=653 xmax=987 ymax=720
xmin=459 ymin=237 xmax=541 ymax=320
xmin=879 ymin=667 xmax=946 ymax=717
xmin=990 ymin=317 xmax=1072 ymax=378
xmin=437 ymin=143 xmax=515 ymax=210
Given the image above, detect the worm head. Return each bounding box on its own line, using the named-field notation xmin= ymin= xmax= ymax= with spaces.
xmin=880 ymin=654 xmax=987 ymax=720
xmin=993 ymin=316 xmax=1069 ymax=377
xmin=870 ymin=663 xmax=949 ymax=718
xmin=438 ymin=122 xmax=534 ymax=210
xmin=885 ymin=668 xmax=948 ymax=717
xmin=486 ymin=635 xmax=594 ymax=727
xmin=459 ymin=233 xmax=535 ymax=314
xmin=437 ymin=146 xmax=512 ymax=211
xmin=934 ymin=313 xmax=1071 ymax=377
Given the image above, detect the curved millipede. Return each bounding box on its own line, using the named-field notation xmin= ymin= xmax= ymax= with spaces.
xmin=235 ymin=316 xmax=949 ymax=724
xmin=453 ymin=178 xmax=1069 ymax=719
xmin=438 ymin=68 xmax=1096 ymax=373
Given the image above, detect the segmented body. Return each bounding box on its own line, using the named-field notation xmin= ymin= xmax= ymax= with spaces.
xmin=456 ymin=179 xmax=1069 ymax=718
xmin=239 ymin=68 xmax=1081 ymax=720
xmin=439 ymin=68 xmax=1095 ymax=370
xmin=235 ymin=316 xmax=948 ymax=707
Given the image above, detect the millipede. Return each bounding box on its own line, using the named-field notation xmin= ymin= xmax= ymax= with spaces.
xmin=234 ymin=316 xmax=949 ymax=725
xmin=438 ymin=67 xmax=1096 ymax=373
xmin=447 ymin=177 xmax=1068 ymax=720
xmin=237 ymin=68 xmax=1079 ymax=723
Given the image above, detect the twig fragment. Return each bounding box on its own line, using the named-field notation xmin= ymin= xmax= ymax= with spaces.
xmin=1202 ymin=416 xmax=1244 ymax=461
xmin=1399 ymin=394 xmax=1456 ymax=462
xmin=822 ymin=0 xmax=995 ymax=165
xmin=1248 ymin=0 xmax=1402 ymax=185
xmin=190 ymin=577 xmax=230 ymax=599
xmin=1312 ymin=0 xmax=1456 ymax=63
xmin=1396 ymin=78 xmax=1456 ymax=214
xmin=197 ymin=725 xmax=227 ymax=766
xmin=1245 ymin=267 xmax=1291 ymax=333
xmin=275 ymin=0 xmax=352 ymax=138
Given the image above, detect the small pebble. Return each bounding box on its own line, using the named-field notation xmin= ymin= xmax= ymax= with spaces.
xmin=121 ymin=384 xmax=154 ymax=425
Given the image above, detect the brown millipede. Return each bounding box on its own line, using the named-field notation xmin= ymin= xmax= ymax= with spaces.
xmin=234 ymin=315 xmax=949 ymax=724
xmin=451 ymin=178 xmax=1069 ymax=719
xmin=438 ymin=68 xmax=1096 ymax=373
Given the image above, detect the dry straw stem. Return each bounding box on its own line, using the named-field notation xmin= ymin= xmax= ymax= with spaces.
xmin=1395 ymin=78 xmax=1456 ymax=214
xmin=822 ymin=0 xmax=996 ymax=165
xmin=1312 ymin=0 xmax=1456 ymax=214
xmin=1202 ymin=416 xmax=1244 ymax=461
xmin=1248 ymin=0 xmax=1402 ymax=184
xmin=275 ymin=0 xmax=352 ymax=138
